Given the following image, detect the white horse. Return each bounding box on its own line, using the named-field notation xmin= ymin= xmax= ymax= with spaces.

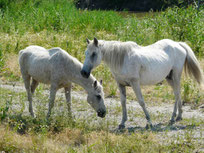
xmin=81 ymin=38 xmax=203 ymax=129
xmin=19 ymin=45 xmax=106 ymax=119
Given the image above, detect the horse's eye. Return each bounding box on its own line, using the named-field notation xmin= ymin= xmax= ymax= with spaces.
xmin=92 ymin=52 xmax=96 ymax=58
xmin=96 ymin=95 xmax=101 ymax=100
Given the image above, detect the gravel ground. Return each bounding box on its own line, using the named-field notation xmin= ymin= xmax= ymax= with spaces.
xmin=0 ymin=81 xmax=203 ymax=149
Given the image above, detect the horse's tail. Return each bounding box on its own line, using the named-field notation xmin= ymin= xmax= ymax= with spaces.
xmin=18 ymin=49 xmax=27 ymax=70
xmin=179 ymin=42 xmax=204 ymax=87
xmin=19 ymin=50 xmax=24 ymax=56
xmin=18 ymin=50 xmax=24 ymax=62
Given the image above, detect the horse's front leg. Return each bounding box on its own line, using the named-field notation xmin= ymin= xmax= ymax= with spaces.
xmin=130 ymin=80 xmax=152 ymax=129
xmin=64 ymin=83 xmax=72 ymax=118
xmin=47 ymin=83 xmax=58 ymax=120
xmin=118 ymin=83 xmax=127 ymax=129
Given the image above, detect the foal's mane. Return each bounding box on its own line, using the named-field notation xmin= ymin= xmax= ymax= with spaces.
xmin=100 ymin=40 xmax=140 ymax=71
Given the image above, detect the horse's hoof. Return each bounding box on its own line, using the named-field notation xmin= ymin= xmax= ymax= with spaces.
xmin=168 ymin=120 xmax=175 ymax=125
xmin=176 ymin=116 xmax=182 ymax=121
xmin=68 ymin=114 xmax=73 ymax=119
xmin=145 ymin=123 xmax=153 ymax=130
xmin=30 ymin=112 xmax=35 ymax=118
xmin=118 ymin=124 xmax=125 ymax=130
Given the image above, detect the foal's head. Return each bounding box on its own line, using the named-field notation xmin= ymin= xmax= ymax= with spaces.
xmin=81 ymin=37 xmax=102 ymax=78
xmin=87 ymin=80 xmax=106 ymax=118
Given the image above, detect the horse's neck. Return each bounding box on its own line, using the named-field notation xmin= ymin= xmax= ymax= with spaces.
xmin=64 ymin=56 xmax=94 ymax=93
xmin=78 ymin=75 xmax=95 ymax=92
xmin=70 ymin=69 xmax=94 ymax=92
xmin=100 ymin=41 xmax=113 ymax=63
xmin=100 ymin=40 xmax=124 ymax=71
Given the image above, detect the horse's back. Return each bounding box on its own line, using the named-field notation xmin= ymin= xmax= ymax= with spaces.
xmin=19 ymin=46 xmax=82 ymax=84
xmin=124 ymin=39 xmax=186 ymax=85
xmin=146 ymin=39 xmax=186 ymax=55
xmin=152 ymin=39 xmax=187 ymax=67
xmin=136 ymin=39 xmax=187 ymax=64
xmin=19 ymin=46 xmax=63 ymax=84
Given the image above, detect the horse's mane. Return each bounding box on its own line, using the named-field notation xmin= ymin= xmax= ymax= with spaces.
xmin=100 ymin=40 xmax=140 ymax=71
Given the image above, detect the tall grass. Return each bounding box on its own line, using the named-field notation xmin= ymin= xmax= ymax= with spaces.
xmin=0 ymin=0 xmax=203 ymax=55
xmin=0 ymin=0 xmax=203 ymax=94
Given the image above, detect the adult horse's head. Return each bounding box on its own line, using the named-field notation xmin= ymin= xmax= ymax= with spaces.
xmin=81 ymin=37 xmax=102 ymax=78
xmin=87 ymin=80 xmax=106 ymax=118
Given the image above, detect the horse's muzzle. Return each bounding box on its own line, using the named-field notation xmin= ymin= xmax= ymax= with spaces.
xmin=97 ymin=110 xmax=106 ymax=118
xmin=81 ymin=69 xmax=90 ymax=78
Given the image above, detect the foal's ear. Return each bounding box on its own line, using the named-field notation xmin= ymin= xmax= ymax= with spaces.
xmin=94 ymin=80 xmax=97 ymax=89
xmin=86 ymin=38 xmax=90 ymax=44
xmin=100 ymin=80 xmax=103 ymax=85
xmin=94 ymin=37 xmax=98 ymax=47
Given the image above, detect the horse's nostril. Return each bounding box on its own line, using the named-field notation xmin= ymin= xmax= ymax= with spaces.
xmin=81 ymin=70 xmax=90 ymax=78
xmin=81 ymin=70 xmax=86 ymax=77
xmin=97 ymin=110 xmax=106 ymax=118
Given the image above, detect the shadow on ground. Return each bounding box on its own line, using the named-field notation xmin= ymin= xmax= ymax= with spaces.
xmin=112 ymin=122 xmax=196 ymax=133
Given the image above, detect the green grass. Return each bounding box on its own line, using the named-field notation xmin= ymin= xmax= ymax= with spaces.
xmin=0 ymin=1 xmax=203 ymax=54
xmin=0 ymin=0 xmax=203 ymax=95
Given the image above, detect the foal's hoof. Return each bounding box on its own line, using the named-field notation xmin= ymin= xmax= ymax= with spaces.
xmin=118 ymin=124 xmax=125 ymax=130
xmin=176 ymin=116 xmax=182 ymax=122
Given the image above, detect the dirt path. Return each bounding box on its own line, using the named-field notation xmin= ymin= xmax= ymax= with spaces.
xmin=0 ymin=81 xmax=204 ymax=149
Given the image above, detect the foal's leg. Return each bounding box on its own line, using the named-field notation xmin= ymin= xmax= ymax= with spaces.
xmin=117 ymin=83 xmax=127 ymax=129
xmin=47 ymin=83 xmax=58 ymax=119
xmin=130 ymin=80 xmax=152 ymax=128
xmin=64 ymin=83 xmax=72 ymax=117
xmin=31 ymin=79 xmax=39 ymax=95
xmin=22 ymin=74 xmax=35 ymax=117
xmin=167 ymin=72 xmax=182 ymax=124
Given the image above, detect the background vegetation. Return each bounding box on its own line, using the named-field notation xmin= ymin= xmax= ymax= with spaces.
xmin=75 ymin=0 xmax=201 ymax=11
xmin=0 ymin=0 xmax=203 ymax=90
xmin=0 ymin=0 xmax=203 ymax=152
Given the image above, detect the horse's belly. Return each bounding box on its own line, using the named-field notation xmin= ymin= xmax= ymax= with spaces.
xmin=30 ymin=71 xmax=51 ymax=84
xmin=28 ymin=61 xmax=51 ymax=84
xmin=139 ymin=65 xmax=172 ymax=85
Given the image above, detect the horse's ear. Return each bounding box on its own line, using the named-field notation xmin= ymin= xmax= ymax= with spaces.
xmin=94 ymin=37 xmax=98 ymax=46
xmin=86 ymin=38 xmax=90 ymax=44
xmin=100 ymin=80 xmax=102 ymax=85
xmin=94 ymin=80 xmax=97 ymax=88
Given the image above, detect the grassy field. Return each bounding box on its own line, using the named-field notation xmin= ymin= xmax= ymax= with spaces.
xmin=0 ymin=0 xmax=204 ymax=152
xmin=0 ymin=84 xmax=203 ymax=152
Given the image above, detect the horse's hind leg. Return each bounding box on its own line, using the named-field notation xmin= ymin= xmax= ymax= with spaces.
xmin=130 ymin=80 xmax=152 ymax=129
xmin=174 ymin=76 xmax=182 ymax=122
xmin=31 ymin=79 xmax=39 ymax=94
xmin=22 ymin=74 xmax=35 ymax=117
xmin=118 ymin=83 xmax=127 ymax=129
xmin=64 ymin=83 xmax=72 ymax=117
xmin=167 ymin=70 xmax=182 ymax=124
